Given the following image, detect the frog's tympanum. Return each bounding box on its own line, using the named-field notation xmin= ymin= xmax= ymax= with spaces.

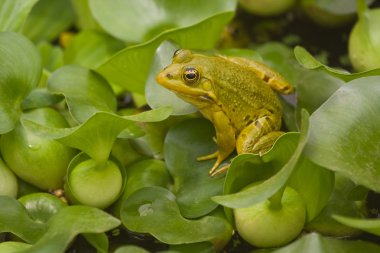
xmin=156 ymin=49 xmax=293 ymax=176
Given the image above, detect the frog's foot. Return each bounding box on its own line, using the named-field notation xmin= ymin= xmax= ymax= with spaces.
xmin=209 ymin=164 xmax=229 ymax=177
xmin=197 ymin=151 xmax=218 ymax=161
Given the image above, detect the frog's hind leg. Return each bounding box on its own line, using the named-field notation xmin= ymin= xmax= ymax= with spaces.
xmin=237 ymin=115 xmax=283 ymax=155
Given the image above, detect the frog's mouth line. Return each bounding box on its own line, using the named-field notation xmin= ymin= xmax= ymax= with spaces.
xmin=156 ymin=72 xmax=209 ymax=97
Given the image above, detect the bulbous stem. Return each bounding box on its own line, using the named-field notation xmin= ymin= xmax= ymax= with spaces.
xmin=268 ymin=186 xmax=285 ymax=210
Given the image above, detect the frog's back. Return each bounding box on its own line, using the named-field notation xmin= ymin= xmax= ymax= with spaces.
xmin=207 ymin=56 xmax=283 ymax=131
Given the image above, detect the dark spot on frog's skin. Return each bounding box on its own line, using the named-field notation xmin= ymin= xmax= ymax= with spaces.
xmin=246 ymin=119 xmax=253 ymax=127
xmin=263 ymin=75 xmax=270 ymax=83
xmin=255 ymin=120 xmax=262 ymax=129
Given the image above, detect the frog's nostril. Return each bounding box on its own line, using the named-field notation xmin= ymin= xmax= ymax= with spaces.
xmin=166 ymin=73 xmax=173 ymax=79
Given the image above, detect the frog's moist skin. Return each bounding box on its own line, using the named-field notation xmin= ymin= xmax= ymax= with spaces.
xmin=156 ymin=49 xmax=293 ymax=176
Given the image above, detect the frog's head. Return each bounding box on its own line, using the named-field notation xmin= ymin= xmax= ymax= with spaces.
xmin=156 ymin=49 xmax=214 ymax=98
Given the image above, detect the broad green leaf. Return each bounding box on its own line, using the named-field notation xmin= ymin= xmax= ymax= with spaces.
xmin=22 ymin=108 xmax=171 ymax=165
xmin=348 ymin=2 xmax=380 ymax=71
xmin=121 ymin=186 xmax=227 ymax=244
xmin=294 ymin=46 xmax=380 ymax=82
xmin=212 ymin=110 xmax=310 ymax=208
xmin=288 ymin=156 xmax=334 ymax=222
xmin=18 ymin=193 xmax=67 ymax=224
xmin=22 ymin=0 xmax=75 ymax=42
xmin=0 ymin=242 xmax=31 ymax=252
xmin=0 ymin=0 xmax=38 ymax=32
xmin=164 ymin=118 xmax=224 ymax=218
xmin=306 ymin=175 xmax=368 ymax=237
xmin=19 ymin=205 xmax=120 ymax=253
xmin=97 ymin=12 xmax=235 ymax=94
xmin=296 ymin=70 xmax=343 ymax=115
xmin=0 ymin=195 xmax=46 ymax=243
xmin=124 ymin=159 xmax=171 ymax=198
xmin=48 ymin=65 xmax=117 ymax=123
xmin=21 ymin=88 xmax=63 ymax=111
xmin=146 ymin=40 xmax=197 ymax=115
xmin=0 ymin=32 xmax=41 ymax=134
xmin=255 ymin=232 xmax=380 ymax=253
xmin=64 ymin=30 xmax=125 ymax=69
xmin=83 ymin=233 xmax=109 ymax=253
xmin=333 ymin=215 xmax=380 ymax=236
xmin=304 ymin=76 xmax=380 ymax=193
xmin=70 ymin=0 xmax=101 ymax=30
xmin=89 ymin=0 xmax=236 ymax=43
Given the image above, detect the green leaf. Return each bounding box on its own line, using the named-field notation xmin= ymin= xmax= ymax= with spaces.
xmin=70 ymin=0 xmax=101 ymax=30
xmin=333 ymin=215 xmax=380 ymax=236
xmin=21 ymin=88 xmax=63 ymax=111
xmin=288 ymin=156 xmax=334 ymax=222
xmin=83 ymin=233 xmax=109 ymax=253
xmin=97 ymin=12 xmax=235 ymax=94
xmin=121 ymin=186 xmax=227 ymax=244
xmin=22 ymin=108 xmax=171 ymax=165
xmin=0 ymin=195 xmax=46 ymax=243
xmin=304 ymin=76 xmax=380 ymax=193
xmin=0 ymin=32 xmax=41 ymax=134
xmin=22 ymin=0 xmax=75 ymax=42
xmin=0 ymin=0 xmax=38 ymax=32
xmin=19 ymin=205 xmax=120 ymax=253
xmin=296 ymin=70 xmax=343 ymax=115
xmin=0 ymin=242 xmax=31 ymax=252
xmin=294 ymin=46 xmax=380 ymax=82
xmin=212 ymin=110 xmax=310 ymax=209
xmin=48 ymin=65 xmax=117 ymax=123
xmin=255 ymin=232 xmax=380 ymax=253
xmin=18 ymin=193 xmax=67 ymax=224
xmin=164 ymin=118 xmax=224 ymax=218
xmin=306 ymin=175 xmax=368 ymax=237
xmin=64 ymin=30 xmax=125 ymax=69
xmin=89 ymin=0 xmax=236 ymax=43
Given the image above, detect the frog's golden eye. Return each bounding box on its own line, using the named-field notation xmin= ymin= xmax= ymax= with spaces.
xmin=182 ymin=67 xmax=200 ymax=85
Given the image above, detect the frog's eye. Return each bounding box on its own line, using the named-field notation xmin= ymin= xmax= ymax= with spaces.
xmin=173 ymin=49 xmax=182 ymax=58
xmin=182 ymin=67 xmax=200 ymax=85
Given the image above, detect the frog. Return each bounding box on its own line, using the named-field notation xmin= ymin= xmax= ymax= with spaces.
xmin=156 ymin=49 xmax=293 ymax=176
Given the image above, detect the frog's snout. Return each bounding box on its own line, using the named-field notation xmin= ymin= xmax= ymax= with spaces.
xmin=156 ymin=70 xmax=172 ymax=85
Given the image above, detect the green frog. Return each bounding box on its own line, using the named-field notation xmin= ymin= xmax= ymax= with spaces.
xmin=156 ymin=49 xmax=293 ymax=176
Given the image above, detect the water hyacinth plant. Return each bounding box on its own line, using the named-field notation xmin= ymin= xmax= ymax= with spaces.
xmin=1 ymin=0 xmax=380 ymax=252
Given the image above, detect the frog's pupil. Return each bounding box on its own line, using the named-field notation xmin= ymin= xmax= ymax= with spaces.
xmin=186 ymin=73 xmax=196 ymax=79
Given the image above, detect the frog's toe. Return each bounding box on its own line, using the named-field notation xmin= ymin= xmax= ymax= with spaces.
xmin=209 ymin=164 xmax=229 ymax=176
xmin=197 ymin=151 xmax=218 ymax=161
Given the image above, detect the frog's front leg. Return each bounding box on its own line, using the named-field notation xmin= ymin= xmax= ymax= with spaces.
xmin=236 ymin=114 xmax=283 ymax=155
xmin=197 ymin=110 xmax=236 ymax=176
